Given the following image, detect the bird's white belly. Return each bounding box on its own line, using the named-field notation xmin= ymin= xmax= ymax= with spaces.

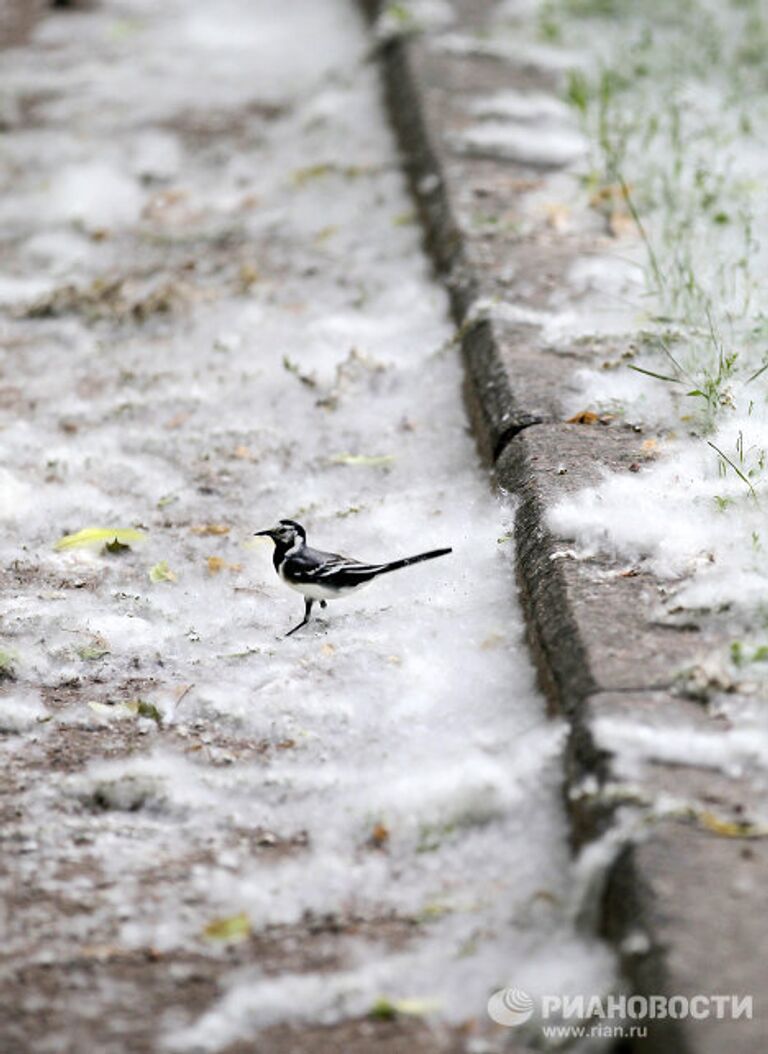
xmin=279 ymin=571 xmax=369 ymax=602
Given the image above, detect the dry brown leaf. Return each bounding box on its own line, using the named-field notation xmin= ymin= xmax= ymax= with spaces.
xmin=207 ymin=555 xmax=241 ymax=574
xmin=567 ymin=410 xmax=600 ymax=425
xmin=369 ymin=823 xmax=390 ymax=849
xmin=192 ymin=524 xmax=230 ymax=536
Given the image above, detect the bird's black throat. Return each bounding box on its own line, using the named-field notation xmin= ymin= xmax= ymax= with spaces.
xmin=272 ymin=537 xmax=303 ymax=573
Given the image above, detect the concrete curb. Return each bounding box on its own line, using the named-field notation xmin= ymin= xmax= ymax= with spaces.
xmin=361 ymin=5 xmax=768 ymax=1052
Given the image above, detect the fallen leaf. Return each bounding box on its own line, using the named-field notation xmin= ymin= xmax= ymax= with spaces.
xmin=55 ymin=527 xmax=146 ymax=551
xmin=392 ymin=997 xmax=441 ymax=1017
xmin=329 ymin=453 xmax=395 ymax=467
xmin=694 ymin=810 xmax=768 ymax=839
xmin=368 ymin=996 xmax=440 ymax=1020
xmin=566 ymin=410 xmax=600 ymax=424
xmin=135 ymin=700 xmax=163 ymax=725
xmin=202 ymin=911 xmax=252 ymax=943
xmin=88 ymin=699 xmax=161 ymax=724
xmin=191 ymin=524 xmax=230 ymax=536
xmin=149 ymin=561 xmax=177 ymax=583
xmin=369 ymin=998 xmax=397 ymax=1021
xmin=78 ymin=638 xmax=110 ymax=661
xmin=207 ymin=556 xmax=241 ymax=575
xmin=369 ymin=822 xmax=390 ymax=848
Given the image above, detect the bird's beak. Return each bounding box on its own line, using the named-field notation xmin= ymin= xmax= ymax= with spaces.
xmin=254 ymin=529 xmax=274 ymax=537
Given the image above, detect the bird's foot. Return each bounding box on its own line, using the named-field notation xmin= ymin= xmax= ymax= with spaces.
xmin=285 ymin=620 xmax=309 ymax=638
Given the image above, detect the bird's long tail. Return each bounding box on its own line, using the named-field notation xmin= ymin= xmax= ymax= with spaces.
xmin=376 ymin=547 xmax=452 ymax=575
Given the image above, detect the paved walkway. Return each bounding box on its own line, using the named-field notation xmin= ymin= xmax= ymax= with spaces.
xmin=0 ymin=2 xmax=612 ymax=1052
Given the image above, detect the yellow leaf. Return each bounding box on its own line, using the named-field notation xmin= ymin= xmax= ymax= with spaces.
xmin=392 ymin=997 xmax=441 ymax=1017
xmin=202 ymin=911 xmax=252 ymax=943
xmin=369 ymin=995 xmax=441 ymax=1019
xmin=55 ymin=527 xmax=145 ymax=551
xmin=695 ymin=810 xmax=768 ymax=839
xmin=149 ymin=561 xmax=177 ymax=583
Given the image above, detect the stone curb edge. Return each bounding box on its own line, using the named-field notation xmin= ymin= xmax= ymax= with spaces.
xmin=357 ymin=8 xmax=688 ymax=1051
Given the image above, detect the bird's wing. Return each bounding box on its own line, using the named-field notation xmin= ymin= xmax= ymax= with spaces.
xmin=289 ymin=548 xmax=386 ymax=583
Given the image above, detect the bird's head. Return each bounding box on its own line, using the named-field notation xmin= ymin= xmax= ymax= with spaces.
xmin=254 ymin=519 xmax=306 ymax=548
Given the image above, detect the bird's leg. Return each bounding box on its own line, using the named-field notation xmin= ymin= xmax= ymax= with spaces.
xmin=320 ymin=600 xmax=327 ymax=609
xmin=285 ymin=598 xmax=313 ymax=637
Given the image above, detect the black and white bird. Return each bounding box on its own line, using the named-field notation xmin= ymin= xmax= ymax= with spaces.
xmin=255 ymin=519 xmax=452 ymax=637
